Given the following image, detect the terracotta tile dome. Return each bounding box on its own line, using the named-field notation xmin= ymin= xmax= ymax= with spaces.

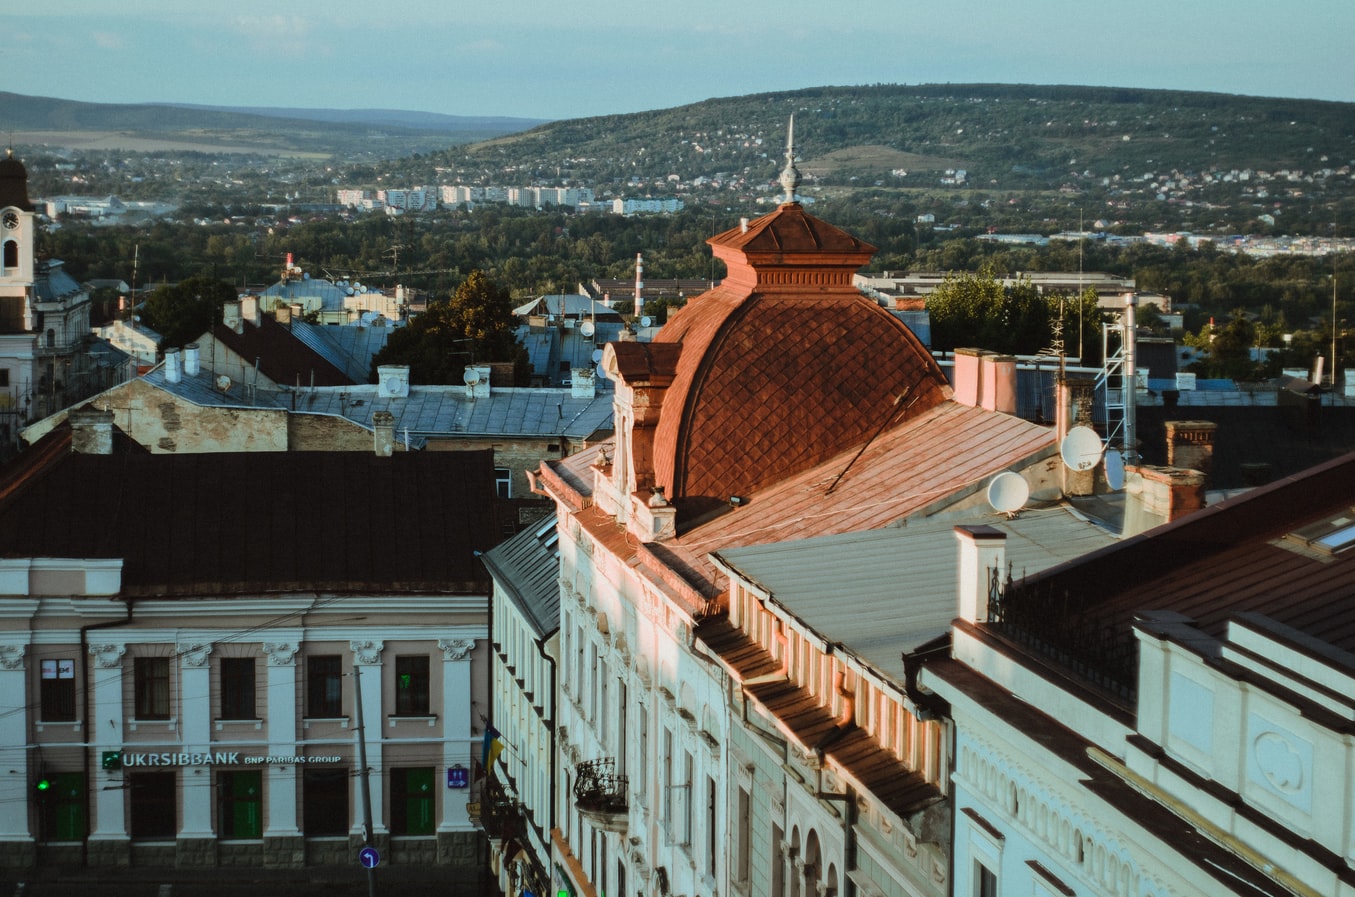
xmin=648 ymin=203 xmax=949 ymax=510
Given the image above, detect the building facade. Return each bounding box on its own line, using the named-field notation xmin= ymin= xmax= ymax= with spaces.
xmin=0 ymin=422 xmax=499 ymax=871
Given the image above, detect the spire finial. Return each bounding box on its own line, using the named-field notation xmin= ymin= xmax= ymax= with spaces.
xmin=779 ymin=114 xmax=800 ymax=204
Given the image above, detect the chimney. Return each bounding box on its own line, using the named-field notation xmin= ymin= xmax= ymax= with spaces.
xmin=952 ymin=348 xmax=988 ymax=408
xmin=373 ymin=411 xmax=395 ymax=457
xmin=1121 ymin=465 xmax=1206 ymax=537
xmin=1165 ymin=420 xmax=1216 ymax=479
xmin=955 ymin=525 xmax=1006 ymax=624
xmin=69 ymin=409 xmax=116 ymax=455
xmin=241 ymin=295 xmax=261 ymax=327
xmin=164 ymin=348 xmax=181 ymax=383
xmin=183 ymin=343 xmax=200 ymax=377
xmin=223 ymin=300 xmax=243 ymax=334
xmin=570 ymin=368 xmax=597 ymax=399
xmin=980 ymin=354 xmax=1017 ymax=413
xmin=275 ymin=304 xmax=292 ymax=325
xmin=634 ymin=252 xmax=644 ymax=319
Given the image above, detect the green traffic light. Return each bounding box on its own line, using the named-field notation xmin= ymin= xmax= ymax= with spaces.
xmin=36 ymin=778 xmax=50 ymax=791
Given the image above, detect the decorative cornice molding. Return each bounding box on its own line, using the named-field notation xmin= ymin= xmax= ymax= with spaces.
xmin=178 ymin=643 xmax=212 ymax=668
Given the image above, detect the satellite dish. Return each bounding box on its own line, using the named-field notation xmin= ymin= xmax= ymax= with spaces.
xmin=591 ymin=349 xmax=604 ymax=364
xmin=463 ymin=369 xmax=480 ymax=385
xmin=580 ymin=321 xmax=595 ymax=338
xmin=640 ymin=316 xmax=652 ymax=328
xmin=987 ymin=472 xmax=1029 ymax=515
xmin=1060 ymin=425 xmax=1104 ymax=472
xmin=1104 ymin=447 xmax=1126 ymax=491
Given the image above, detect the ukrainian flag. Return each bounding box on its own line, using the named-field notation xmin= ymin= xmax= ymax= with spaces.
xmin=482 ymin=724 xmax=505 ymax=772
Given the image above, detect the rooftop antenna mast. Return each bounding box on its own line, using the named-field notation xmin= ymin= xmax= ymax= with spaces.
xmin=780 ymin=114 xmax=800 ymax=204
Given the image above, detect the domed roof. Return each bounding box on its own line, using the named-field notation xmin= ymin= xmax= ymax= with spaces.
xmin=647 ymin=203 xmax=949 ymax=510
xmin=0 ymin=149 xmax=35 ymax=212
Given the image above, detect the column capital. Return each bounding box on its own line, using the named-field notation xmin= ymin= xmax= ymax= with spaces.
xmin=350 ymin=639 xmax=384 ymax=665
xmin=178 ymin=643 xmax=212 ymax=668
xmin=89 ymin=643 xmax=126 ymax=669
xmin=0 ymin=644 xmax=24 ymax=671
xmin=262 ymin=641 xmax=299 ymax=666
xmin=438 ymin=638 xmax=475 ymax=661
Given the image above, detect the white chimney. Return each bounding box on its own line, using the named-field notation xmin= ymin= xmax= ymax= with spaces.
xmin=241 ymin=295 xmax=261 ymax=327
xmin=164 ymin=348 xmax=181 ymax=383
xmin=223 ymin=300 xmax=243 ymax=334
xmin=955 ymin=525 xmax=1006 ymax=624
xmin=183 ymin=343 xmax=200 ymax=376
xmin=377 ymin=365 xmax=410 ymax=398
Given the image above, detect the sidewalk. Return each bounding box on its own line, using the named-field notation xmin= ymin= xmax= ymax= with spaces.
xmin=3 ymin=864 xmax=500 ymax=897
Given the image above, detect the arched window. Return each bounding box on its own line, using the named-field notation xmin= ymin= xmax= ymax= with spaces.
xmin=2 ymin=240 xmax=16 ymax=270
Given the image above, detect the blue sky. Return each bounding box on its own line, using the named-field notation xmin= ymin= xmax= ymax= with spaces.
xmin=9 ymin=1 xmax=1355 ymax=121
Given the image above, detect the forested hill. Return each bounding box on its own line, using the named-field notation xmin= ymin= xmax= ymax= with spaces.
xmin=431 ymin=83 xmax=1355 ymax=194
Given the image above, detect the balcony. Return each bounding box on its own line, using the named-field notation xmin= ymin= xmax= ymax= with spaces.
xmin=573 ymin=758 xmax=628 ymax=832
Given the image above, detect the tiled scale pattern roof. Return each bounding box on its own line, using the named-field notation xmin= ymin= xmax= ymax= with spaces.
xmin=649 ymin=203 xmax=949 ymax=509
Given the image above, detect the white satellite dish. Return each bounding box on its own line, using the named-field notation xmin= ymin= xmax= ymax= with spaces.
xmin=591 ymin=349 xmax=604 ymax=364
xmin=987 ymin=472 xmax=1030 ymax=515
xmin=1104 ymin=447 xmax=1126 ymax=491
xmin=640 ymin=315 xmax=652 ymax=328
xmin=463 ymin=369 xmax=480 ymax=385
xmin=580 ymin=320 xmax=595 ymax=338
xmin=1060 ymin=425 xmax=1104 ymax=472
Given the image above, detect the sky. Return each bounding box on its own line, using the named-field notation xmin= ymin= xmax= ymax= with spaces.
xmin=8 ymin=1 xmax=1355 ymax=122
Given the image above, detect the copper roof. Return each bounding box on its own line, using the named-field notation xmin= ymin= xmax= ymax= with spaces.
xmin=0 ymin=435 xmax=497 ymax=596
xmin=647 ymin=203 xmax=948 ymax=509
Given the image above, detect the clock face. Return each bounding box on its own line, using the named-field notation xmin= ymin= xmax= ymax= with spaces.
xmin=1 ymin=211 xmax=18 ymax=230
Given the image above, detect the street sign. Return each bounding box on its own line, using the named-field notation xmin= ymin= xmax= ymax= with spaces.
xmin=358 ymin=846 xmax=380 ymax=869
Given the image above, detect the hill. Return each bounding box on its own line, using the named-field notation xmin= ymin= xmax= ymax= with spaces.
xmin=0 ymin=92 xmax=545 ymax=158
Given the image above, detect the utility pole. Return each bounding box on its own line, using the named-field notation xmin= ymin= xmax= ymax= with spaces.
xmin=354 ymin=664 xmax=377 ymax=897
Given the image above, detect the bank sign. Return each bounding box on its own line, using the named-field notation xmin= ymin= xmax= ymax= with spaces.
xmin=116 ymin=751 xmax=343 ymax=768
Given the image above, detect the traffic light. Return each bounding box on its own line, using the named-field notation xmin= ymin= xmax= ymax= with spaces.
xmin=35 ymin=774 xmax=51 ymax=794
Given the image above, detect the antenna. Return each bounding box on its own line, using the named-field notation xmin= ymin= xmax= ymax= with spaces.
xmin=1060 ymin=425 xmax=1103 ymax=472
xmin=986 ymin=472 xmax=1029 ymax=517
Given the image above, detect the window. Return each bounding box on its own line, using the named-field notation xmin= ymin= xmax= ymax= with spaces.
xmin=0 ymin=369 xmax=9 ymax=387
xmin=306 ymin=655 xmax=343 ymax=717
xmin=302 ymin=768 xmax=349 ymax=835
xmin=40 ymin=658 xmax=76 ymax=721
xmin=218 ymin=770 xmax=261 ymax=838
xmin=495 ymin=467 xmax=513 ymax=499
xmin=37 ymin=771 xmax=85 ymax=841
xmin=661 ymin=727 xmax=674 ymax=831
xmin=975 ymin=860 xmax=998 ymax=897
xmin=3 ymin=239 xmax=17 ymax=269
xmin=129 ymin=771 xmax=176 ymax=839
xmin=706 ymin=775 xmax=717 ymax=876
xmin=390 ymin=767 xmax=435 ymax=835
xmin=682 ymin=749 xmax=694 ymax=846
xmin=394 ymin=655 xmax=430 ymax=716
xmin=134 ymin=657 xmax=170 ymax=720
xmin=220 ymin=658 xmax=256 ymax=720
xmin=735 ymin=786 xmax=751 ymax=883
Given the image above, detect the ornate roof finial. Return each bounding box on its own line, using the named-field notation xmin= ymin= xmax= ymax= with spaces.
xmin=779 ymin=114 xmax=801 ymax=204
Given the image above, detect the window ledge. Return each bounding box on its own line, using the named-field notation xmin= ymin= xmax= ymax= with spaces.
xmin=214 ymin=718 xmax=264 ymax=731
xmin=35 ymin=720 xmax=82 ymax=734
xmin=303 ymin=717 xmax=351 ymax=730
xmin=129 ymin=718 xmax=177 ymax=732
xmin=387 ymin=714 xmax=438 ymax=728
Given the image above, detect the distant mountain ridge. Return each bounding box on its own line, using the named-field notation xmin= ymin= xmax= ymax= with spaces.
xmin=0 ymin=91 xmax=545 ymax=157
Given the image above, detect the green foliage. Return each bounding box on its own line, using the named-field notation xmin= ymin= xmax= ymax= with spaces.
xmin=138 ymin=275 xmax=235 ymax=349
xmin=370 ymin=271 xmax=529 ymax=385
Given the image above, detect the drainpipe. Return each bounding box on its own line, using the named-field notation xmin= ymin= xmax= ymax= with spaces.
xmin=79 ymin=598 xmax=134 ymax=866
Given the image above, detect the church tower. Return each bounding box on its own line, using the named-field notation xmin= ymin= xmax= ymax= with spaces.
xmin=0 ymin=148 xmax=37 ymax=333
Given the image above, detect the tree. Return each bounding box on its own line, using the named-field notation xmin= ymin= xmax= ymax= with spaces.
xmin=139 ymin=275 xmax=234 ymax=350
xmin=371 ymin=270 xmax=529 ymax=385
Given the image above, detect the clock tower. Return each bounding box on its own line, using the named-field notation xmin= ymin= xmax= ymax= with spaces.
xmin=0 ymin=148 xmax=37 ymax=332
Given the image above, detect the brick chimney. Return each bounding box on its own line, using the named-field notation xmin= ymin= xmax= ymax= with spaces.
xmin=952 ymin=348 xmax=989 ymax=408
xmin=69 ymin=408 xmax=115 ymax=455
xmin=980 ymin=354 xmax=1017 ymax=414
xmin=373 ymin=411 xmax=395 ymax=457
xmin=1122 ymin=465 xmax=1206 ymax=537
xmin=1165 ymin=420 xmax=1215 ymax=479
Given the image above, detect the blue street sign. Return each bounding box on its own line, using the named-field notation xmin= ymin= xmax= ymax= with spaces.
xmin=359 ymin=846 xmax=380 ymax=869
